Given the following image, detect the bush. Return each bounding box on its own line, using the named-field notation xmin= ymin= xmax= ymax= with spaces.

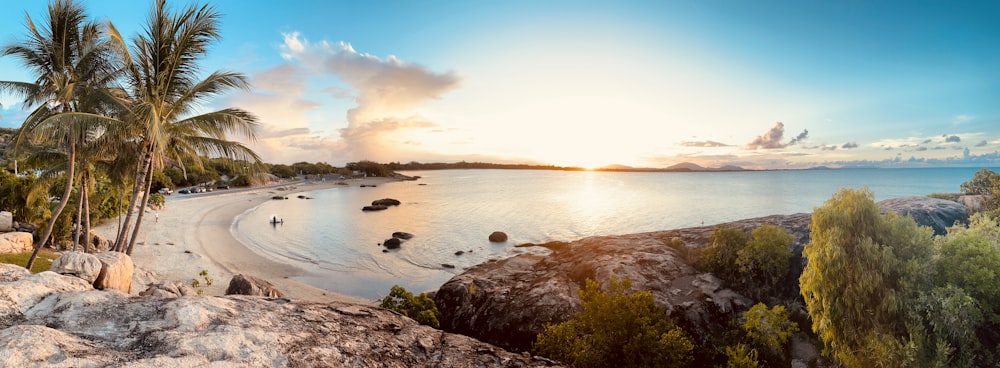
xmin=961 ymin=168 xmax=1000 ymax=196
xmin=697 ymin=225 xmax=749 ymax=280
xmin=380 ymin=285 xmax=440 ymax=328
xmin=737 ymin=225 xmax=794 ymax=299
xmin=533 ymin=276 xmax=693 ymax=368
xmin=742 ymin=303 xmax=798 ymax=355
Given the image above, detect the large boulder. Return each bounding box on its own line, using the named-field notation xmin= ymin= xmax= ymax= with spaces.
xmin=435 ymin=213 xmax=812 ymax=352
xmin=0 ymin=263 xmax=557 ymax=367
xmin=878 ymin=196 xmax=970 ymax=235
xmin=225 ymin=274 xmax=285 ymax=298
xmin=0 ymin=232 xmax=33 ymax=254
xmin=0 ymin=211 xmax=11 ymax=232
xmin=93 ymin=252 xmax=135 ymax=293
xmin=50 ymin=252 xmax=103 ymax=284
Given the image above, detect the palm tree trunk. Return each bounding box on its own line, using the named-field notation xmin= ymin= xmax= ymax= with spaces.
xmin=126 ymin=166 xmax=155 ymax=255
xmin=26 ymin=137 xmax=76 ymax=270
xmin=82 ymin=175 xmax=92 ymax=254
xmin=71 ymin=181 xmax=84 ymax=252
xmin=114 ymin=144 xmax=152 ymax=251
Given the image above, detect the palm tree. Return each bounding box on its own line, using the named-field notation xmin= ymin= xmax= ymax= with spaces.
xmin=0 ymin=0 xmax=120 ymax=269
xmin=108 ymin=0 xmax=260 ymax=254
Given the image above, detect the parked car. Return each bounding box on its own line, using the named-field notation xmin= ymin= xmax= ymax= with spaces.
xmin=217 ymin=185 xmax=230 ymax=189
xmin=158 ymin=187 xmax=172 ymax=195
xmin=178 ymin=189 xmax=190 ymax=194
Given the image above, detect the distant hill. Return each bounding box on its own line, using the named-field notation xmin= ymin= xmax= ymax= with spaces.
xmin=665 ymin=162 xmax=705 ymax=171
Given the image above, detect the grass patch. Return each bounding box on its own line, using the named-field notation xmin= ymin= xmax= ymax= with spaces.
xmin=0 ymin=250 xmax=59 ymax=273
xmin=927 ymin=192 xmax=960 ymax=201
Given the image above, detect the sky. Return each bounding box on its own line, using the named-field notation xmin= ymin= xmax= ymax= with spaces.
xmin=2 ymin=0 xmax=1000 ymax=170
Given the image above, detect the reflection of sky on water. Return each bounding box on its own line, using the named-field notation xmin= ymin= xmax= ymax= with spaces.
xmin=233 ymin=167 xmax=989 ymax=299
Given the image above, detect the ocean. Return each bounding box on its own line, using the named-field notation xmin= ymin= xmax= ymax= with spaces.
xmin=231 ymin=167 xmax=992 ymax=299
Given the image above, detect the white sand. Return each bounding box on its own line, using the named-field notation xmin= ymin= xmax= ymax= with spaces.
xmin=93 ymin=178 xmax=400 ymax=304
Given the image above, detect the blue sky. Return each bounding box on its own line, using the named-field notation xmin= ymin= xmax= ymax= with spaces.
xmin=2 ymin=0 xmax=999 ymax=169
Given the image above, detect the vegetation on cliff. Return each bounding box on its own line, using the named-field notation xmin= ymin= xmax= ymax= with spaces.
xmin=380 ymin=285 xmax=441 ymax=329
xmin=800 ymin=188 xmax=999 ymax=367
xmin=533 ymin=276 xmax=694 ymax=368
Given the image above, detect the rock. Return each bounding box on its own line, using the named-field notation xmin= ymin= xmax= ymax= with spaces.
xmin=436 ymin=214 xmax=812 ymax=352
xmin=0 ymin=263 xmax=556 ymax=367
xmin=271 ymin=196 xmax=287 ymax=200
xmin=455 ymin=251 xmax=465 ymax=256
xmin=0 ymin=232 xmax=33 ymax=254
xmin=50 ymin=252 xmax=103 ymax=284
xmin=878 ymin=196 xmax=970 ymax=235
xmin=13 ymin=221 xmax=37 ymax=234
xmin=132 ymin=267 xmax=161 ymax=295
xmin=74 ymin=231 xmax=112 ymax=253
xmin=139 ymin=281 xmax=199 ymax=298
xmin=93 ymin=251 xmax=135 ymax=293
xmin=442 ymin=264 xmax=456 ymax=269
xmin=383 ymin=238 xmax=402 ymax=249
xmin=372 ymin=198 xmax=401 ymax=206
xmin=392 ymin=231 xmax=414 ymax=240
xmin=957 ymin=195 xmax=984 ymax=211
xmin=362 ymin=205 xmax=388 ymax=212
xmin=488 ymin=231 xmax=508 ymax=242
xmin=225 ymin=274 xmax=286 ymax=298
xmin=0 ymin=211 xmax=11 ymax=232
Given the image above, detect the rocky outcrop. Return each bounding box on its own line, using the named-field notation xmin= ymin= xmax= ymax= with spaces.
xmin=363 ymin=205 xmax=388 ymax=211
xmin=435 ymin=214 xmax=813 ymax=352
xmin=140 ymin=281 xmax=198 ymax=298
xmin=0 ymin=232 xmax=33 ymax=254
xmin=50 ymin=252 xmax=103 ymax=284
xmin=877 ymin=196 xmax=970 ymax=235
xmin=93 ymin=251 xmax=135 ymax=293
xmin=384 ymin=237 xmax=402 ymax=249
xmin=435 ymin=196 xmax=969 ymax=353
xmin=76 ymin=231 xmax=112 ymax=253
xmin=0 ymin=263 xmax=557 ymax=367
xmin=225 ymin=274 xmax=285 ymax=298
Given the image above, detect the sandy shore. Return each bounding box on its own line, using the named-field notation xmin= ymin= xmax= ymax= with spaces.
xmin=93 ymin=177 xmax=400 ymax=304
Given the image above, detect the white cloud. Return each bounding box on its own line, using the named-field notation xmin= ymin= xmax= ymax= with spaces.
xmin=952 ymin=114 xmax=974 ymax=125
xmin=277 ymin=32 xmax=461 ymax=162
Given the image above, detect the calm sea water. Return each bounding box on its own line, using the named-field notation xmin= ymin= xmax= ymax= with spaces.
xmin=232 ymin=167 xmax=992 ymax=299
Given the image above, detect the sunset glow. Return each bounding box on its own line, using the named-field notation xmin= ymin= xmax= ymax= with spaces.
xmin=2 ymin=1 xmax=999 ymax=169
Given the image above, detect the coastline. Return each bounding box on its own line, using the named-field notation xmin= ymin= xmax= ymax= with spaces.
xmin=93 ymin=177 xmax=399 ymax=304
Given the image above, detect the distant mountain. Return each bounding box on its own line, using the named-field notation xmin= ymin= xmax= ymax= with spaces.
xmin=665 ymin=162 xmax=705 ymax=171
xmin=716 ymin=165 xmax=746 ymax=172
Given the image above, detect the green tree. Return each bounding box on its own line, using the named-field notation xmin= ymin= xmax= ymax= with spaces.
xmin=379 ymin=285 xmax=440 ymax=328
xmin=533 ymin=276 xmax=694 ymax=368
xmin=960 ymin=168 xmax=999 ymax=196
xmin=108 ymin=0 xmax=261 ymax=255
xmin=736 ymin=225 xmax=794 ymax=298
xmin=799 ymin=188 xmax=934 ymax=368
xmin=269 ymin=164 xmax=296 ymax=178
xmin=1 ymin=0 xmax=120 ymax=268
xmin=742 ymin=303 xmax=798 ymax=355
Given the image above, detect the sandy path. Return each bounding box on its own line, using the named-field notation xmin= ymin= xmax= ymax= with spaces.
xmin=93 ymin=178 xmax=397 ymax=304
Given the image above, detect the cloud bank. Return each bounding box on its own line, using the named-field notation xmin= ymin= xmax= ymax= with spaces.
xmin=279 ymin=33 xmax=461 ymax=161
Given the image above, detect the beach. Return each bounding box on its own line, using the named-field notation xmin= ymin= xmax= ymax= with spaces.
xmin=92 ymin=177 xmax=400 ymax=304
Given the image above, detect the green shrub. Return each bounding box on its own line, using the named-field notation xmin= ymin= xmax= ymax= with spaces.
xmin=724 ymin=344 xmax=760 ymax=368
xmin=533 ymin=276 xmax=693 ymax=368
xmin=737 ymin=225 xmax=794 ymax=299
xmin=698 ymin=225 xmax=749 ymax=280
xmin=742 ymin=303 xmax=798 ymax=354
xmin=380 ymin=285 xmax=441 ymax=328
